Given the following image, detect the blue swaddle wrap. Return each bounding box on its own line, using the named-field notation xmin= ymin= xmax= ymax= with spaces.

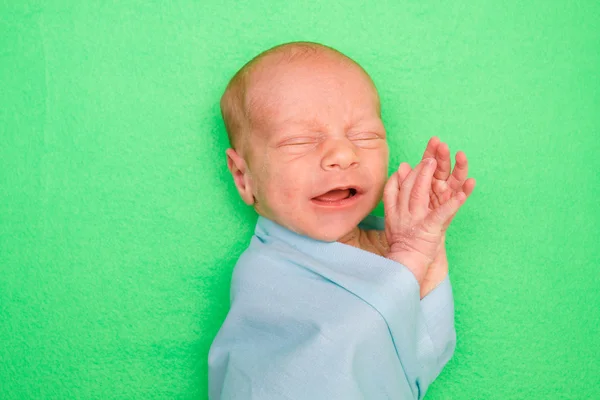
xmin=208 ymin=215 xmax=456 ymax=400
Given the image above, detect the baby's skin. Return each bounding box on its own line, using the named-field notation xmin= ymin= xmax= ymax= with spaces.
xmin=341 ymin=136 xmax=475 ymax=297
xmin=222 ymin=42 xmax=475 ymax=298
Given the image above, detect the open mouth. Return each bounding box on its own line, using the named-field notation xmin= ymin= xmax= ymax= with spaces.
xmin=312 ymin=187 xmax=359 ymax=203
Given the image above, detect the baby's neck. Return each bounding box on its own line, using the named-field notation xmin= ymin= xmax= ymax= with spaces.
xmin=337 ymin=227 xmax=389 ymax=257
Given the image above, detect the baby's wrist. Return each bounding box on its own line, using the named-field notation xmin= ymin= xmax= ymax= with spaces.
xmin=420 ymin=271 xmax=448 ymax=298
xmin=386 ymin=251 xmax=430 ymax=284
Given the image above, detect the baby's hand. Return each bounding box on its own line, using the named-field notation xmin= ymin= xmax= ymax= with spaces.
xmin=421 ymin=137 xmax=476 ymax=232
xmin=383 ymin=158 xmax=467 ymax=286
xmin=418 ymin=137 xmax=476 ymax=296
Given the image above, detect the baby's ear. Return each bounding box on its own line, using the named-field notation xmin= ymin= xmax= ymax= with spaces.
xmin=226 ymin=148 xmax=255 ymax=205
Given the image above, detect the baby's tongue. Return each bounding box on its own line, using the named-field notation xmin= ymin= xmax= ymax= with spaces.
xmin=313 ymin=189 xmax=350 ymax=202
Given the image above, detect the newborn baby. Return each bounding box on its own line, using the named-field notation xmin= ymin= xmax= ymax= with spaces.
xmin=209 ymin=42 xmax=475 ymax=400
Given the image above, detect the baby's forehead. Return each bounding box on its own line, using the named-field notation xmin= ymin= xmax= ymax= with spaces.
xmin=245 ymin=57 xmax=378 ymax=116
xmin=246 ymin=52 xmax=357 ymax=91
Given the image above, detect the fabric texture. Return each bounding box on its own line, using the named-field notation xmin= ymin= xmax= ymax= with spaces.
xmin=208 ymin=215 xmax=456 ymax=400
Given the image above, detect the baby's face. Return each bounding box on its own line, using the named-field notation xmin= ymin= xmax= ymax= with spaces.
xmin=242 ymin=57 xmax=389 ymax=241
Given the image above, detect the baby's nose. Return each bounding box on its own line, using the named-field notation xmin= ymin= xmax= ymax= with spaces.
xmin=321 ymin=139 xmax=359 ymax=170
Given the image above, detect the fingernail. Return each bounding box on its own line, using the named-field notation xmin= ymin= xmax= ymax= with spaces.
xmin=424 ymin=158 xmax=434 ymax=165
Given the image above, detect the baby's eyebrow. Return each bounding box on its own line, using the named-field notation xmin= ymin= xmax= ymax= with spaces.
xmin=272 ymin=114 xmax=384 ymax=134
xmin=275 ymin=115 xmax=325 ymax=131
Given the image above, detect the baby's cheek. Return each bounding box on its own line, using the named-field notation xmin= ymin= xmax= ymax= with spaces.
xmin=259 ymin=177 xmax=294 ymax=213
xmin=271 ymin=170 xmax=301 ymax=201
xmin=279 ymin=183 xmax=302 ymax=205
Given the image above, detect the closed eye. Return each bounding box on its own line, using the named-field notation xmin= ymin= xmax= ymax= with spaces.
xmin=349 ymin=132 xmax=381 ymax=141
xmin=348 ymin=132 xmax=384 ymax=148
xmin=275 ymin=137 xmax=320 ymax=155
xmin=277 ymin=137 xmax=319 ymax=147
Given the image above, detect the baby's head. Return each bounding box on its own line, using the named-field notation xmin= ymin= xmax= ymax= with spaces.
xmin=222 ymin=42 xmax=389 ymax=241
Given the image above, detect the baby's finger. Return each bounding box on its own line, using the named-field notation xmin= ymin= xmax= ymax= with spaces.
xmin=383 ymin=170 xmax=401 ymax=219
xmin=441 ymin=179 xmax=475 ymax=231
xmin=463 ymin=177 xmax=476 ymax=198
xmin=396 ymin=162 xmax=412 ymax=185
xmin=408 ymin=158 xmax=436 ymax=218
xmin=424 ymin=191 xmax=467 ymax=231
xmin=398 ymin=161 xmax=425 ymax=216
xmin=434 ymin=142 xmax=452 ymax=181
xmin=421 ymin=136 xmax=440 ymax=160
xmin=448 ymin=151 xmax=469 ymax=191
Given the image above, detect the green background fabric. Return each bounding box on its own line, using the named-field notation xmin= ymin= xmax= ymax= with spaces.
xmin=1 ymin=1 xmax=599 ymax=398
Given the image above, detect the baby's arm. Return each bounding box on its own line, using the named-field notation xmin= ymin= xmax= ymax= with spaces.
xmin=379 ymin=157 xmax=467 ymax=395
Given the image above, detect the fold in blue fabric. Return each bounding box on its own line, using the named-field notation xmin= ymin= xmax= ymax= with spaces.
xmin=209 ymin=215 xmax=456 ymax=400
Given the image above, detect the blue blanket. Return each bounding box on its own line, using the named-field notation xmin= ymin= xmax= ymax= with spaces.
xmin=209 ymin=215 xmax=456 ymax=399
